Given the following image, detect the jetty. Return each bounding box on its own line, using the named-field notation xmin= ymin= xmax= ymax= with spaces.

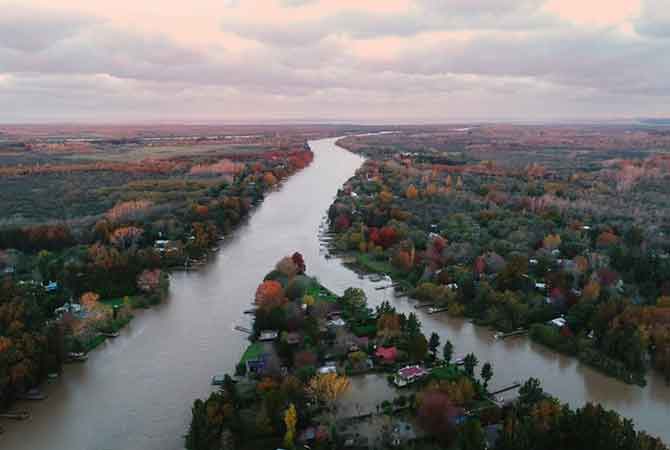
xmin=0 ymin=411 xmax=30 ymax=420
xmin=427 ymin=307 xmax=448 ymax=315
xmin=490 ymin=382 xmax=521 ymax=396
xmin=413 ymin=303 xmax=434 ymax=310
xmin=493 ymin=329 xmax=528 ymax=340
xmin=234 ymin=325 xmax=253 ymax=334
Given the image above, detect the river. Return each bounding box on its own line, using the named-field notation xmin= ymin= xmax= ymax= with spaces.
xmin=2 ymin=137 xmax=670 ymax=449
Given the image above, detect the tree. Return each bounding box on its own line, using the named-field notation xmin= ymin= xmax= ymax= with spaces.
xmin=255 ymin=280 xmax=285 ymax=311
xmin=291 ymin=252 xmax=306 ymax=274
xmin=408 ymin=333 xmax=428 ymax=361
xmin=443 ymin=340 xmax=454 ymax=364
xmin=283 ymin=403 xmax=297 ymax=449
xmin=481 ymin=362 xmax=493 ymax=389
xmin=406 ymin=312 xmax=421 ymax=337
xmin=307 ymin=373 xmax=351 ymax=415
xmin=276 ymin=256 xmax=299 ymax=279
xmin=417 ymin=389 xmax=460 ymax=443
xmin=519 ymin=377 xmax=545 ymax=405
xmin=459 ymin=419 xmax=486 ymax=450
xmin=429 ymin=332 xmax=441 ymax=359
xmin=463 ymin=353 xmax=478 ymax=377
xmin=406 ymin=184 xmax=419 ymax=199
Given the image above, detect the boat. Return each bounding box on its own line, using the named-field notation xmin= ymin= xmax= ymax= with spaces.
xmin=20 ymin=388 xmax=47 ymax=401
xmin=100 ymin=331 xmax=120 ymax=338
xmin=65 ymin=352 xmax=89 ymax=363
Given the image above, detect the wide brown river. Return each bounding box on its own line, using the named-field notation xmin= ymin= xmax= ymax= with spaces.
xmin=3 ymin=137 xmax=670 ymax=450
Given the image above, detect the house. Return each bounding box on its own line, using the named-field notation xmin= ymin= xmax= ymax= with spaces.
xmin=240 ymin=342 xmax=268 ymax=375
xmin=394 ymin=365 xmax=429 ymax=387
xmin=375 ymin=346 xmax=398 ymax=364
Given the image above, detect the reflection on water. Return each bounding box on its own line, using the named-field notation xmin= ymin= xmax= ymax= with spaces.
xmin=2 ymin=137 xmax=670 ymax=450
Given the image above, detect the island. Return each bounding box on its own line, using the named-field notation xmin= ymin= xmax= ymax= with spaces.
xmin=186 ymin=253 xmax=667 ymax=450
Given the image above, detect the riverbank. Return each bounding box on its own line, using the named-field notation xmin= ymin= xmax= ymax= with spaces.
xmin=0 ymin=143 xmax=315 ymax=413
xmin=325 ymin=136 xmax=667 ymax=386
xmin=328 ymin=246 xmax=648 ymax=387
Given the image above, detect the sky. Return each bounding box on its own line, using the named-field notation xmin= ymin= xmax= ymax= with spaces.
xmin=0 ymin=0 xmax=668 ymax=123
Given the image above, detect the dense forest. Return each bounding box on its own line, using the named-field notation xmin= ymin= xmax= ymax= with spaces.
xmin=329 ymin=126 xmax=670 ymax=385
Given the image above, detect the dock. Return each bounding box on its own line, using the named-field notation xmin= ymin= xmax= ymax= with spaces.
xmin=234 ymin=325 xmax=252 ymax=334
xmin=489 ymin=382 xmax=521 ymax=396
xmin=493 ymin=329 xmax=528 ymax=340
xmin=414 ymin=303 xmax=434 ymax=310
xmin=0 ymin=411 xmax=30 ymax=420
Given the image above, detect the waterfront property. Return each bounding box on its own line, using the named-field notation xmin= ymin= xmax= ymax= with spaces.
xmin=393 ymin=365 xmax=429 ymax=387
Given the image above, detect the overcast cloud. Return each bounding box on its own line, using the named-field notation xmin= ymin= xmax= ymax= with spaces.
xmin=0 ymin=0 xmax=667 ymax=123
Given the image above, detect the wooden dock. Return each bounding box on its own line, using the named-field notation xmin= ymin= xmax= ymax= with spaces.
xmin=0 ymin=411 xmax=30 ymax=420
xmin=493 ymin=329 xmax=528 ymax=340
xmin=234 ymin=325 xmax=252 ymax=334
xmin=490 ymin=382 xmax=521 ymax=396
xmin=414 ymin=303 xmax=434 ymax=310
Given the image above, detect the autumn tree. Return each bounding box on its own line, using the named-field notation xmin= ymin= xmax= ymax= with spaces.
xmin=307 ymin=373 xmax=351 ymax=414
xmin=291 ymin=252 xmax=306 ymax=274
xmin=276 ymin=256 xmax=299 ymax=279
xmin=417 ymin=389 xmax=461 ymax=443
xmin=255 ymin=280 xmax=285 ymax=311
xmin=283 ymin=403 xmax=297 ymax=449
xmin=377 ymin=312 xmax=401 ymax=340
xmin=110 ymin=226 xmax=144 ymax=249
xmin=405 ymin=184 xmax=419 ymax=199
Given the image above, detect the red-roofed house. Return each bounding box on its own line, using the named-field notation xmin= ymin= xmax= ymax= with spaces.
xmin=375 ymin=346 xmax=398 ymax=364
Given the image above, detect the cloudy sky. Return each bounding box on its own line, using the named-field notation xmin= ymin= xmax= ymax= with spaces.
xmin=0 ymin=0 xmax=668 ymax=123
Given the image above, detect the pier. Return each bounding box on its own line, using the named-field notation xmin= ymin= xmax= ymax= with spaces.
xmin=234 ymin=325 xmax=253 ymax=334
xmin=490 ymin=382 xmax=521 ymax=396
xmin=493 ymin=329 xmax=528 ymax=340
xmin=0 ymin=411 xmax=30 ymax=420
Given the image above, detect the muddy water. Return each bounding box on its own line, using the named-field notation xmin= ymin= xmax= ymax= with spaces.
xmin=2 ymin=137 xmax=669 ymax=450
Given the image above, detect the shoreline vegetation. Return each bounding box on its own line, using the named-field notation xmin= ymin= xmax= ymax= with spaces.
xmin=186 ymin=253 xmax=668 ymax=450
xmin=0 ymin=133 xmax=315 ymax=411
xmin=324 ymin=128 xmax=670 ymax=387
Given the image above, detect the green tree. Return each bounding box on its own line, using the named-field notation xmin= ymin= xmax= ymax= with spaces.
xmin=519 ymin=377 xmax=544 ymax=405
xmin=408 ymin=333 xmax=428 ymax=362
xmin=464 ymin=353 xmax=478 ymax=377
xmin=481 ymin=362 xmax=493 ymax=389
xmin=443 ymin=340 xmax=454 ymax=364
xmin=428 ymin=332 xmax=441 ymax=359
xmin=459 ymin=419 xmax=486 ymax=450
xmin=406 ymin=312 xmax=421 ymax=337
